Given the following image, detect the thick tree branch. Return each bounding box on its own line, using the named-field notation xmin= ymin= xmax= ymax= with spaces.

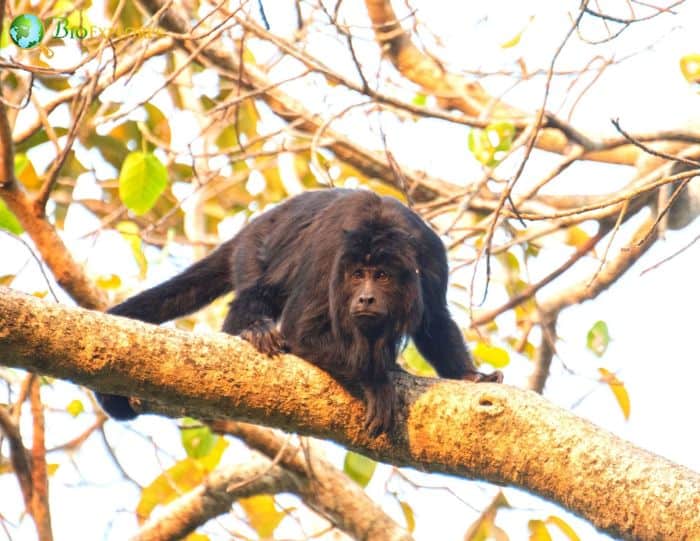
xmin=211 ymin=421 xmax=412 ymax=541
xmin=0 ymin=186 xmax=106 ymax=309
xmin=0 ymin=288 xmax=698 ymax=540
xmin=137 ymin=426 xmax=412 ymax=541
xmin=0 ymin=94 xmax=106 ymax=309
xmin=133 ymin=458 xmax=296 ymax=541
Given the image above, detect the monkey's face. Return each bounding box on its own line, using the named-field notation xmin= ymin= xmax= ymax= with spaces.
xmin=346 ymin=264 xmax=407 ymax=337
xmin=329 ymin=222 xmax=424 ymax=343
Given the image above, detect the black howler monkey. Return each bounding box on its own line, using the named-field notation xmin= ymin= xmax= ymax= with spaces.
xmin=97 ymin=189 xmax=502 ymax=435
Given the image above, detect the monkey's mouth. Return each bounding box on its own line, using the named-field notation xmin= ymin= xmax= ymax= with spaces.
xmin=351 ymin=311 xmax=387 ymax=332
xmin=351 ymin=310 xmax=385 ymax=319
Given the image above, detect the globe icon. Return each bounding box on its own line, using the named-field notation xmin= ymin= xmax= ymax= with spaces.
xmin=9 ymin=14 xmax=45 ymax=49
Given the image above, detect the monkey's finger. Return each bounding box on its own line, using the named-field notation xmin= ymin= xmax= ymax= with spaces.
xmin=463 ymin=370 xmax=504 ymax=384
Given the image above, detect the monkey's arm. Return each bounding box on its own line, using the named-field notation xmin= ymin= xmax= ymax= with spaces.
xmin=221 ymin=284 xmax=287 ymax=356
xmin=413 ymin=308 xmax=502 ymax=383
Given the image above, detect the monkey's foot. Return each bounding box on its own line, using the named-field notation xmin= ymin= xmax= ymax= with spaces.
xmin=362 ymin=382 xmax=397 ymax=437
xmin=240 ymin=319 xmax=288 ymax=356
xmin=462 ymin=370 xmax=504 ymax=384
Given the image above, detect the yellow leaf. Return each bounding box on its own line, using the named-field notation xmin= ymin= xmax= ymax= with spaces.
xmin=500 ymin=16 xmax=534 ymax=49
xmin=399 ymin=500 xmax=415 ymax=532
xmin=117 ymin=221 xmax=147 ymax=279
xmin=565 ymin=226 xmax=590 ymax=248
xmin=47 ymin=463 xmax=60 ymax=476
xmin=546 ymin=515 xmax=581 ymax=541
xmin=598 ymin=367 xmax=630 ymax=420
xmin=137 ymin=459 xmax=206 ymax=522
xmin=96 ymin=274 xmax=122 ymax=290
xmin=528 ymin=519 xmax=553 ymax=541
xmin=363 ymin=179 xmax=408 ymax=202
xmin=66 ymin=399 xmax=84 ymax=417
xmin=239 ymin=495 xmax=284 ymax=538
xmin=14 ymin=154 xmax=40 ymax=190
xmin=184 ymin=534 xmax=210 ymax=541
xmin=679 ymin=53 xmax=700 ymax=83
xmin=501 ymin=31 xmax=523 ymax=48
xmin=473 ymin=342 xmax=511 ymax=369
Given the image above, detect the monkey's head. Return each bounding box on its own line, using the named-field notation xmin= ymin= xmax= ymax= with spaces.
xmin=329 ymin=220 xmax=424 ymax=342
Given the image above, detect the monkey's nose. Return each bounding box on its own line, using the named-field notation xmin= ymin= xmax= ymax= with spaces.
xmin=358 ymin=294 xmax=375 ymax=306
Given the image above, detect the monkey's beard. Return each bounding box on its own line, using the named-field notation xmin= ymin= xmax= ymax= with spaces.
xmin=351 ymin=312 xmax=388 ymax=338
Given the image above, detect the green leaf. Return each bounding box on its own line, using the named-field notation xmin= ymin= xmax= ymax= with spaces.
xmin=196 ymin=434 xmax=228 ymax=472
xmin=58 ymin=150 xmax=87 ymax=180
xmin=468 ymin=128 xmax=495 ymax=166
xmin=599 ymin=368 xmax=630 ymax=420
xmin=586 ymin=320 xmax=610 ymax=357
xmin=473 ymin=342 xmax=510 ymax=369
xmin=16 ymin=127 xmax=68 ymax=153
xmin=239 ymin=495 xmax=284 ymax=538
xmin=468 ymin=121 xmax=516 ymax=166
xmin=180 ymin=418 xmax=216 ymax=459
xmin=85 ymin=134 xmax=128 ymax=169
xmin=412 ymin=93 xmax=427 ymax=106
xmin=118 ymin=151 xmax=168 ymax=215
xmin=66 ymin=399 xmax=84 ymax=417
xmin=343 ymin=451 xmax=376 ymax=488
xmin=488 ymin=121 xmax=516 ymax=152
xmin=144 ymin=103 xmax=171 ymax=145
xmin=402 ymin=341 xmax=436 ymax=376
xmin=0 ymin=198 xmax=23 ymax=234
xmin=215 ymin=125 xmax=239 ymax=149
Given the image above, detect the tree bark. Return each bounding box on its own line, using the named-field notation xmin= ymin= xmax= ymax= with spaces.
xmin=0 ymin=288 xmax=698 ymax=540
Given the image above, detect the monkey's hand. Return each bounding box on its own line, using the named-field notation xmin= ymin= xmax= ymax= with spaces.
xmin=240 ymin=318 xmax=289 ymax=357
xmin=362 ymin=381 xmax=397 ymax=437
xmin=462 ymin=370 xmax=504 ymax=384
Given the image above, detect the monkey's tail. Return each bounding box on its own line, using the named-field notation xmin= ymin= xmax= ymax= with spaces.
xmin=108 ymin=239 xmax=235 ymax=324
xmin=98 ymin=240 xmax=237 ymax=419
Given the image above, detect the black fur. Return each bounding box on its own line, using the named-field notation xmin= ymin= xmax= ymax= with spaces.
xmin=96 ymin=189 xmax=502 ymax=433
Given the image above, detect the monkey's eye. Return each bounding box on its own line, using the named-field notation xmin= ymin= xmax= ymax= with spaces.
xmin=351 ymin=269 xmax=364 ymax=280
xmin=375 ymin=270 xmax=390 ymax=282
